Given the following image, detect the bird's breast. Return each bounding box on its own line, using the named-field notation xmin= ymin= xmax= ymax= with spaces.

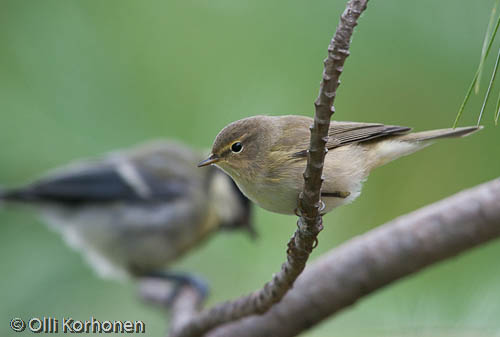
xmin=227 ymin=169 xmax=299 ymax=215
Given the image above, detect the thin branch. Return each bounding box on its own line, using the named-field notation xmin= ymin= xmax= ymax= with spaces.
xmin=206 ymin=178 xmax=500 ymax=337
xmin=167 ymin=1 xmax=369 ymax=337
xmin=168 ymin=288 xmax=205 ymax=334
xmin=139 ymin=278 xmax=204 ymax=335
xmin=296 ymin=0 xmax=370 ymax=262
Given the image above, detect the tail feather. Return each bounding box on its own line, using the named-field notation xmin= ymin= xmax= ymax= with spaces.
xmin=367 ymin=125 xmax=482 ymax=170
xmin=0 ymin=187 xmax=30 ymax=203
xmin=396 ymin=126 xmax=482 ymax=142
xmin=0 ymin=188 xmax=42 ymax=203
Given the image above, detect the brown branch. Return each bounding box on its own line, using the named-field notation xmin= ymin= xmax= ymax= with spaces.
xmin=168 ymin=287 xmax=205 ymax=334
xmin=207 ymin=178 xmax=500 ymax=337
xmin=299 ymin=0 xmax=368 ymax=220
xmin=167 ymin=1 xmax=369 ymax=337
xmin=138 ymin=278 xmax=204 ymax=335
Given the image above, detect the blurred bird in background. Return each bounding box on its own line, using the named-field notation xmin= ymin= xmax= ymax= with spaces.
xmin=0 ymin=140 xmax=254 ymax=297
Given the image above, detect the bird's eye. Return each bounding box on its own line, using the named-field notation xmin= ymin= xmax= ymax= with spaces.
xmin=231 ymin=142 xmax=243 ymax=153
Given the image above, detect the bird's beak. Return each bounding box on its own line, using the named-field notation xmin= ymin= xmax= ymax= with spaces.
xmin=197 ymin=154 xmax=220 ymax=167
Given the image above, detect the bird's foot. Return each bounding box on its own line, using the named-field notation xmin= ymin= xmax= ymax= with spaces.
xmin=321 ymin=191 xmax=351 ymax=199
xmin=141 ymin=271 xmax=209 ymax=307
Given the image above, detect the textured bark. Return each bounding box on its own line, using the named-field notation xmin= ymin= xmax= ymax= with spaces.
xmin=207 ymin=178 xmax=500 ymax=337
xmin=167 ymin=1 xmax=369 ymax=337
xmin=139 ymin=278 xmax=203 ymax=334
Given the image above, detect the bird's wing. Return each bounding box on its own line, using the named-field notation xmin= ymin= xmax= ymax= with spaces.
xmin=2 ymin=163 xmax=187 ymax=204
xmin=327 ymin=121 xmax=411 ymax=146
xmin=291 ymin=121 xmax=411 ymax=158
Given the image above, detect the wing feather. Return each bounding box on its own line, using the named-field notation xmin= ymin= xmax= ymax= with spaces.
xmin=292 ymin=121 xmax=411 ymax=158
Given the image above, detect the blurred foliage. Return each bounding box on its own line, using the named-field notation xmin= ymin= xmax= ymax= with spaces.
xmin=0 ymin=0 xmax=499 ymax=336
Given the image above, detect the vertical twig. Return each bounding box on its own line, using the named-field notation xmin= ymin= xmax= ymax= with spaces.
xmin=206 ymin=178 xmax=500 ymax=337
xmin=167 ymin=1 xmax=369 ymax=336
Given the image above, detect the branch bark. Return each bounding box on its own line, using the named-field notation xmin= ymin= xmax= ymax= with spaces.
xmin=206 ymin=178 xmax=500 ymax=337
xmin=139 ymin=278 xmax=204 ymax=334
xmin=167 ymin=1 xmax=369 ymax=337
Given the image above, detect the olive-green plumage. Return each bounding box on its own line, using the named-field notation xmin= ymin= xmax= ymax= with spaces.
xmin=199 ymin=115 xmax=481 ymax=215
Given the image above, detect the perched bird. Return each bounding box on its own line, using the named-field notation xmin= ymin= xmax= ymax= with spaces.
xmin=198 ymin=115 xmax=481 ymax=215
xmin=0 ymin=140 xmax=253 ymax=285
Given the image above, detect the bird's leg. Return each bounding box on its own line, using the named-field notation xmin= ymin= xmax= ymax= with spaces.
xmin=294 ymin=195 xmax=303 ymax=217
xmin=144 ymin=271 xmax=209 ymax=306
xmin=321 ymin=191 xmax=351 ymax=199
xmin=294 ymin=207 xmax=302 ymax=217
xmin=317 ymin=199 xmax=327 ymax=216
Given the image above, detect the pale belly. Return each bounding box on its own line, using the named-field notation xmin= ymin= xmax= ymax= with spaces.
xmin=236 ymin=179 xmax=299 ymax=215
xmin=237 ymin=180 xmax=363 ymax=215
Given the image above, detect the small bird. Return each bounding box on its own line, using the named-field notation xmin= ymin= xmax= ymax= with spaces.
xmin=0 ymin=140 xmax=253 ymax=286
xmin=198 ymin=115 xmax=481 ymax=215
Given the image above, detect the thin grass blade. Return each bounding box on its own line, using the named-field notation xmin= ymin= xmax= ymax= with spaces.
xmin=495 ymin=91 xmax=500 ymax=125
xmin=454 ymin=14 xmax=500 ymax=127
xmin=478 ymin=46 xmax=500 ymax=125
xmin=476 ymin=0 xmax=499 ymax=94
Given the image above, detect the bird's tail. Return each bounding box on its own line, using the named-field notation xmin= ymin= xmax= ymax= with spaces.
xmin=367 ymin=126 xmax=482 ymax=170
xmin=0 ymin=187 xmax=31 ymax=206
xmin=0 ymin=187 xmax=21 ymax=203
xmin=395 ymin=126 xmax=482 ymax=142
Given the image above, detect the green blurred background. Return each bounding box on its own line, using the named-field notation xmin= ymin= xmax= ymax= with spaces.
xmin=1 ymin=0 xmax=499 ymax=336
